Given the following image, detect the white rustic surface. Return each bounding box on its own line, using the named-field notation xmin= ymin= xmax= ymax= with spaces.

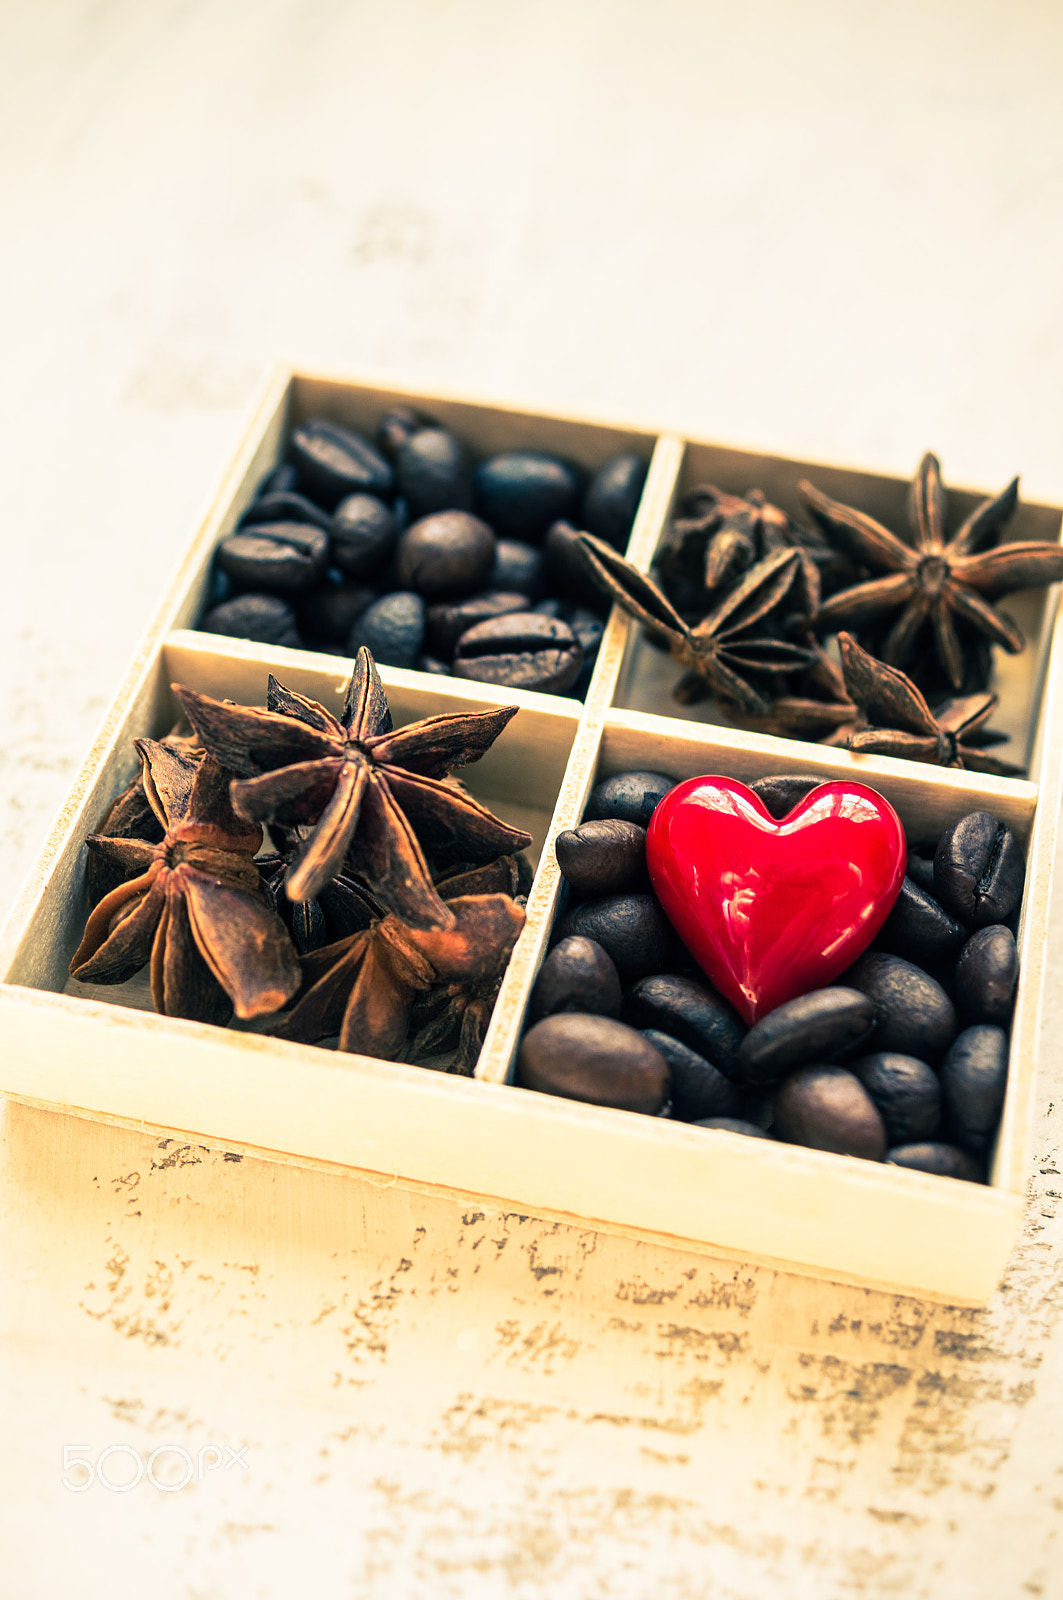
xmin=2 ymin=1 xmax=1063 ymax=1595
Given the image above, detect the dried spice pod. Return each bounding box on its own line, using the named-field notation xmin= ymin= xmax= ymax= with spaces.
xmin=656 ymin=483 xmax=828 ymax=603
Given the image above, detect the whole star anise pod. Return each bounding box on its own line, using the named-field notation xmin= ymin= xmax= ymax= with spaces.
xmin=84 ymin=728 xmax=201 ymax=908
xmin=802 ymin=453 xmax=1063 ymax=691
xmin=576 ymin=534 xmax=816 ymax=714
xmin=69 ymin=742 xmax=301 ymax=1023
xmin=837 ymin=632 xmax=1021 ymax=775
xmin=173 ymin=648 xmax=531 ymax=928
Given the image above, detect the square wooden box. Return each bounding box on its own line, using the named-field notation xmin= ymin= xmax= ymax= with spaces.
xmin=3 ymin=368 xmax=1061 ymax=1306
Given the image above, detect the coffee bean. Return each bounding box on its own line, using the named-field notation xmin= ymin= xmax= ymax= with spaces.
xmin=528 ymin=937 xmax=623 ymax=1023
xmin=554 ymin=820 xmax=649 ymax=897
xmin=624 ymin=973 xmax=745 ymax=1077
xmin=641 ymin=1030 xmax=742 ymax=1121
xmin=347 ymin=591 xmax=426 ymax=669
xmin=518 ymin=1014 xmax=669 ymax=1114
xmin=695 ymin=1117 xmax=772 ymax=1139
xmin=238 ymin=491 xmax=332 ymax=532
xmin=543 ymin=519 xmax=611 ymax=608
xmin=426 ymin=592 xmax=529 ymax=660
xmin=748 ymin=773 xmax=826 ymax=821
xmin=940 ymin=1024 xmax=1009 ymax=1156
xmin=954 ymin=925 xmax=1018 ymax=1025
xmin=851 ymin=1052 xmax=942 ymax=1145
xmin=396 ymin=426 xmax=473 ymax=516
xmin=296 ymin=577 xmax=376 ymax=645
xmin=490 ymin=540 xmax=546 ymax=599
xmin=584 ymin=770 xmax=673 ymax=827
xmin=417 ymin=654 xmax=452 ymax=675
xmin=934 ymin=812 xmax=1026 ymax=928
xmin=290 ymin=419 xmax=393 ymax=508
xmin=453 ymin=612 xmax=583 ymax=694
xmin=736 ymin=988 xmax=873 ymax=1084
xmin=875 ymin=876 xmax=968 ymax=967
xmin=216 ymin=523 xmax=329 ymax=594
xmin=581 ymin=453 xmax=648 ymax=551
xmin=376 ymin=405 xmax=433 ymax=459
xmin=474 ymin=451 xmax=581 ymax=543
xmin=905 ymin=845 xmax=938 ymax=895
xmin=331 ymin=494 xmax=400 ymax=579
xmin=557 ymin=894 xmax=677 ymax=981
xmin=199 ymin=594 xmax=301 ymax=648
xmin=396 ymin=510 xmax=496 ymax=599
xmin=257 ymin=462 xmax=300 ymax=496
xmin=741 ymin=1087 xmax=777 ymax=1131
xmin=887 ymin=1142 xmax=984 ymax=1182
xmin=774 ymin=1067 xmax=887 ymax=1159
xmin=844 ymin=952 xmax=956 ymax=1062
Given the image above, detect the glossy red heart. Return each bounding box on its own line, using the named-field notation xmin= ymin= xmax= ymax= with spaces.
xmin=646 ymin=775 xmax=906 ymax=1024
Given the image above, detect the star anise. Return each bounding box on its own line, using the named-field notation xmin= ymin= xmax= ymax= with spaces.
xmin=84 ymin=729 xmax=200 ymax=908
xmin=836 ymin=632 xmax=1021 ymax=775
xmin=173 ymin=648 xmax=531 ymax=928
xmin=69 ymin=742 xmax=301 ymax=1023
xmin=802 ymin=453 xmax=1063 ymax=691
xmin=575 ymin=534 xmax=816 ymax=714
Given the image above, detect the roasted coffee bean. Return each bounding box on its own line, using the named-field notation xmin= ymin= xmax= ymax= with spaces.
xmin=555 ymin=820 xmax=649 ymax=897
xmin=396 ymin=510 xmax=496 ymax=599
xmin=905 ymin=845 xmax=938 ymax=895
xmin=347 ymin=591 xmax=426 ymax=669
xmin=518 ymin=1014 xmax=669 ymax=1114
xmin=289 ymin=419 xmax=393 ymax=508
xmin=940 ymin=1024 xmax=1009 ymax=1156
xmin=528 ymin=936 xmax=622 ymax=1023
xmin=875 ymin=876 xmax=968 ymax=967
xmin=238 ymin=491 xmax=332 ymax=532
xmin=695 ymin=1117 xmax=772 ymax=1139
xmin=453 ymin=612 xmax=583 ymax=694
xmin=624 ymin=973 xmax=745 ymax=1077
xmin=396 ymin=426 xmax=474 ymax=516
xmin=887 ymin=1142 xmax=983 ymax=1182
xmin=851 ymin=1052 xmax=942 ymax=1145
xmin=376 ymin=405 xmax=433 ymax=459
xmin=774 ymin=1067 xmax=887 ymax=1160
xmin=297 ymin=577 xmax=376 ymax=644
xmin=741 ymin=1087 xmax=777 ymax=1131
xmin=257 ymin=462 xmax=300 ymax=496
xmin=934 ymin=811 xmax=1026 ymax=928
xmin=641 ymin=1030 xmax=742 ymax=1122
xmin=582 ymin=453 xmax=648 ymax=551
xmin=748 ymin=773 xmax=826 ymax=821
xmin=417 ymin=654 xmax=451 ymax=675
xmin=426 ymin=592 xmax=529 ymax=659
xmin=200 ymin=593 xmax=301 ymax=648
xmin=216 ymin=523 xmax=329 ymax=594
xmin=542 ymin=519 xmax=610 ymax=608
xmin=557 ymin=894 xmax=677 ymax=981
xmin=584 ymin=770 xmax=674 ymax=827
xmin=955 ymin=925 xmax=1018 ymax=1025
xmin=844 ymin=952 xmax=956 ymax=1062
xmin=736 ymin=987 xmax=873 ymax=1084
xmin=474 ymin=451 xmax=581 ymax=543
xmin=490 ymin=540 xmax=546 ymax=599
xmin=331 ymin=493 xmax=401 ymax=579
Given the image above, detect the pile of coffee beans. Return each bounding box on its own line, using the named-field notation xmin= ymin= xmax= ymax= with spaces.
xmin=518 ymin=770 xmax=1023 ymax=1183
xmin=198 ymin=408 xmax=648 ymax=697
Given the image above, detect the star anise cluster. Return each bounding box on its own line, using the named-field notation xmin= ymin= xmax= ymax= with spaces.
xmin=70 ymin=648 xmax=530 ymax=1070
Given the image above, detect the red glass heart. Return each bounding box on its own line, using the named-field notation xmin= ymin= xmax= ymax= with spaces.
xmin=646 ymin=776 xmax=906 ymax=1024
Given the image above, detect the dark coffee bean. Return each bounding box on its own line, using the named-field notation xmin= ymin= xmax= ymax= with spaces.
xmin=453 ymin=612 xmax=582 ymax=694
xmin=396 ymin=427 xmax=473 ymax=516
xmin=741 ymin=1088 xmax=777 ymax=1131
xmin=296 ymin=577 xmax=376 ymax=644
xmin=905 ymin=845 xmax=938 ymax=895
xmin=474 ymin=451 xmax=581 ymax=543
xmin=543 ymin=519 xmax=610 ymax=608
xmin=934 ymin=812 xmax=1026 ymax=928
xmin=748 ymin=773 xmax=826 ymax=821
xmin=641 ymin=1030 xmax=742 ymax=1122
xmin=416 ymin=654 xmax=452 ymax=675
xmin=376 ymin=405 xmax=434 ymax=459
xmin=774 ymin=1067 xmax=887 ymax=1159
xmin=257 ymin=462 xmax=300 ymax=496
xmin=582 ymin=453 xmax=648 ymax=551
xmin=555 ymin=820 xmax=648 ymax=897
xmin=940 ymin=1024 xmax=1009 ymax=1156
xmin=624 ymin=973 xmax=745 ymax=1077
xmin=216 ymin=523 xmax=329 ymax=594
xmin=851 ymin=1053 xmax=942 ymax=1145
xmin=584 ymin=770 xmax=674 ymax=827
xmin=200 ymin=593 xmax=301 ymax=648
xmin=238 ymin=491 xmax=331 ymax=532
xmin=331 ymin=494 xmax=400 ymax=579
xmin=290 ymin=419 xmax=393 ymax=508
xmin=426 ymin=592 xmax=529 ymax=660
xmin=557 ymin=895 xmax=677 ymax=982
xmin=528 ymin=936 xmax=622 ymax=1023
xmin=875 ymin=877 xmax=968 ymax=967
xmin=518 ymin=1015 xmax=669 ymax=1114
xmin=207 ymin=566 xmax=233 ymax=607
xmin=490 ymin=540 xmax=546 ymax=599
xmin=396 ymin=511 xmax=496 ymax=599
xmin=347 ymin=591 xmax=426 ymax=669
xmin=551 ymin=602 xmax=605 ymax=658
xmin=887 ymin=1143 xmax=984 ymax=1182
xmin=845 ymin=952 xmax=956 ymax=1062
xmin=954 ymin=925 xmax=1018 ymax=1025
xmin=736 ymin=987 xmax=874 ymax=1085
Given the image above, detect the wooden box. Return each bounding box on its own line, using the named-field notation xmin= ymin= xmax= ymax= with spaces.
xmin=2 ymin=368 xmax=1060 ymax=1306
